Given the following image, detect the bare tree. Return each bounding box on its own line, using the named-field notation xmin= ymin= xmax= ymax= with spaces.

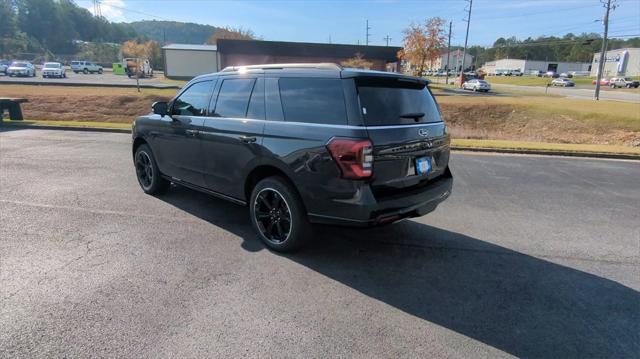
xmin=340 ymin=53 xmax=374 ymax=69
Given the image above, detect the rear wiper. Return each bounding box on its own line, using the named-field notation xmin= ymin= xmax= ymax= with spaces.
xmin=399 ymin=112 xmax=425 ymax=121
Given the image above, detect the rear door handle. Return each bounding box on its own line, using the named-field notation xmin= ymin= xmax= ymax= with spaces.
xmin=239 ymin=135 xmax=256 ymax=143
xmin=185 ymin=129 xmax=199 ymax=136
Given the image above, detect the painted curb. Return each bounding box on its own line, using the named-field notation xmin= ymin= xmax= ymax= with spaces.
xmin=2 ymin=123 xmax=638 ymax=161
xmin=2 ymin=123 xmax=131 ymax=134
xmin=451 ymin=146 xmax=640 ymax=160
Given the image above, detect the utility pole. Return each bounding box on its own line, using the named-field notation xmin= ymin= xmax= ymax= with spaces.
xmin=93 ymin=0 xmax=102 ymax=17
xmin=383 ymin=35 xmax=392 ymax=47
xmin=366 ymin=20 xmax=371 ymax=46
xmin=594 ymin=0 xmax=616 ymax=100
xmin=445 ymin=21 xmax=452 ymax=85
xmin=459 ymin=0 xmax=472 ymax=87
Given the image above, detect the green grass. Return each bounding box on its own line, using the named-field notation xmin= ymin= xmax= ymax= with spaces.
xmin=452 ymin=139 xmax=640 ymax=156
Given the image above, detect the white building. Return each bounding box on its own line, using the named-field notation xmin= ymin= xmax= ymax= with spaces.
xmin=162 ymin=44 xmax=219 ymax=79
xmin=591 ymin=48 xmax=640 ymax=77
xmin=482 ymin=58 xmax=591 ymax=75
xmin=432 ymin=50 xmax=474 ymax=71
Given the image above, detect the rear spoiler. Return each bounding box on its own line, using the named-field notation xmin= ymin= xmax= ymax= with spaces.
xmin=341 ymin=70 xmax=429 ymax=85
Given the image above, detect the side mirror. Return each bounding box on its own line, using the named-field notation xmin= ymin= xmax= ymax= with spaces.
xmin=151 ymin=101 xmax=168 ymax=117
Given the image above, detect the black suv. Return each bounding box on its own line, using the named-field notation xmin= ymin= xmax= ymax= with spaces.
xmin=132 ymin=63 xmax=452 ymax=251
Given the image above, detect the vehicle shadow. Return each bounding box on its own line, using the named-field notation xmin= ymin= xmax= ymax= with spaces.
xmin=158 ymin=185 xmax=639 ymax=358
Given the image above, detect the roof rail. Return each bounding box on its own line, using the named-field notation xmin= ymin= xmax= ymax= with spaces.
xmin=220 ymin=63 xmax=342 ymax=72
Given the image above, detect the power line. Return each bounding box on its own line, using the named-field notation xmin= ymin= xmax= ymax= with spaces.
xmin=471 ymin=3 xmax=601 ymax=21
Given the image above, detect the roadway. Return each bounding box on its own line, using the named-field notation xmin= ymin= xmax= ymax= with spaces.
xmin=1 ymin=129 xmax=638 ymax=358
xmin=0 ymin=69 xmax=178 ymax=89
xmin=493 ymin=83 xmax=640 ymax=102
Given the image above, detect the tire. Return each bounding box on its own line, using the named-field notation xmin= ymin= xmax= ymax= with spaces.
xmin=249 ymin=176 xmax=311 ymax=252
xmin=610 ymin=84 xmax=615 ymax=88
xmin=98 ymin=68 xmax=103 ymax=74
xmin=473 ymin=87 xmax=477 ymax=92
xmin=83 ymin=68 xmax=88 ymax=74
xmin=74 ymin=71 xmax=79 ymax=74
xmin=134 ymin=144 xmax=170 ymax=195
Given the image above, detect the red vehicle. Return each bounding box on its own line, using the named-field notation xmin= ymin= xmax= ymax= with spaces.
xmin=592 ymin=78 xmax=610 ymax=86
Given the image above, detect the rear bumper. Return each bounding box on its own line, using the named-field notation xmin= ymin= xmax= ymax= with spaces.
xmin=307 ymin=167 xmax=453 ymax=227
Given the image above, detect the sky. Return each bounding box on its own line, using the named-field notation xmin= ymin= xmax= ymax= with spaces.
xmin=77 ymin=0 xmax=640 ymax=47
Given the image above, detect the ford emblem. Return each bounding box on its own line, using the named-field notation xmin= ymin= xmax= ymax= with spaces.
xmin=418 ymin=128 xmax=430 ymax=137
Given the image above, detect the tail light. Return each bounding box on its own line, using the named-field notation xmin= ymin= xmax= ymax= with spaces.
xmin=326 ymin=138 xmax=373 ymax=179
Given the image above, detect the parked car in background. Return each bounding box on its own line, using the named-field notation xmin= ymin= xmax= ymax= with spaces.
xmin=462 ymin=79 xmax=491 ymax=92
xmin=0 ymin=60 xmax=11 ymax=75
xmin=543 ymin=71 xmax=559 ymax=78
xmin=592 ymin=78 xmax=610 ymax=86
xmin=530 ymin=70 xmax=543 ymax=77
xmin=551 ymin=78 xmax=575 ymax=87
xmin=131 ymin=63 xmax=452 ymax=251
xmin=569 ymin=71 xmax=590 ymax=77
xmin=509 ymin=69 xmax=523 ymax=76
xmin=7 ymin=61 xmax=36 ymax=77
xmin=609 ymin=77 xmax=640 ymax=88
xmin=559 ymin=72 xmax=572 ymax=78
xmin=42 ymin=62 xmax=66 ymax=78
xmin=70 ymin=60 xmax=103 ymax=74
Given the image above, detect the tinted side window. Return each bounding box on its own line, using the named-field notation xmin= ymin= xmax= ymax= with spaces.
xmin=172 ymin=81 xmax=212 ymax=116
xmin=247 ymin=78 xmax=265 ymax=120
xmin=212 ymin=78 xmax=256 ymax=118
xmin=279 ymin=78 xmax=347 ymax=125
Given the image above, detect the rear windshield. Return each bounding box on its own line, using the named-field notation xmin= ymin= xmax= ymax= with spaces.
xmin=356 ymin=78 xmax=441 ymax=126
xmin=11 ymin=62 xmax=28 ymax=67
xmin=71 ymin=61 xmax=80 ymax=65
xmin=44 ymin=63 xmax=60 ymax=68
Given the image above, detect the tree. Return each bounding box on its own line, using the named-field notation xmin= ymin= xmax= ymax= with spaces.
xmin=207 ymin=26 xmax=256 ymax=43
xmin=340 ymin=53 xmax=373 ymax=69
xmin=122 ymin=39 xmax=162 ymax=68
xmin=398 ymin=17 xmax=446 ymax=77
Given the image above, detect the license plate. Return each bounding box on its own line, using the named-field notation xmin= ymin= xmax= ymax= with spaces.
xmin=416 ymin=157 xmax=432 ymax=175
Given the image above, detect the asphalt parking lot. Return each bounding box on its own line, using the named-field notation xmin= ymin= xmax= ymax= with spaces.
xmin=0 ymin=68 xmax=177 ymax=88
xmin=1 ymin=129 xmax=639 ymax=358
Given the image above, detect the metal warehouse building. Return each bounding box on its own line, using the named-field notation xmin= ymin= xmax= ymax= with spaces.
xmin=483 ymin=58 xmax=591 ymax=75
xmin=591 ymin=48 xmax=640 ymax=77
xmin=162 ymin=44 xmax=218 ymax=79
xmin=162 ymin=39 xmax=401 ymax=79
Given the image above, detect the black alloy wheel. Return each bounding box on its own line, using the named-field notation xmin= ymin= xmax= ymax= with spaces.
xmin=249 ymin=177 xmax=310 ymax=251
xmin=253 ymin=188 xmax=292 ymax=244
xmin=135 ymin=150 xmax=154 ymax=191
xmin=134 ymin=144 xmax=169 ymax=194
